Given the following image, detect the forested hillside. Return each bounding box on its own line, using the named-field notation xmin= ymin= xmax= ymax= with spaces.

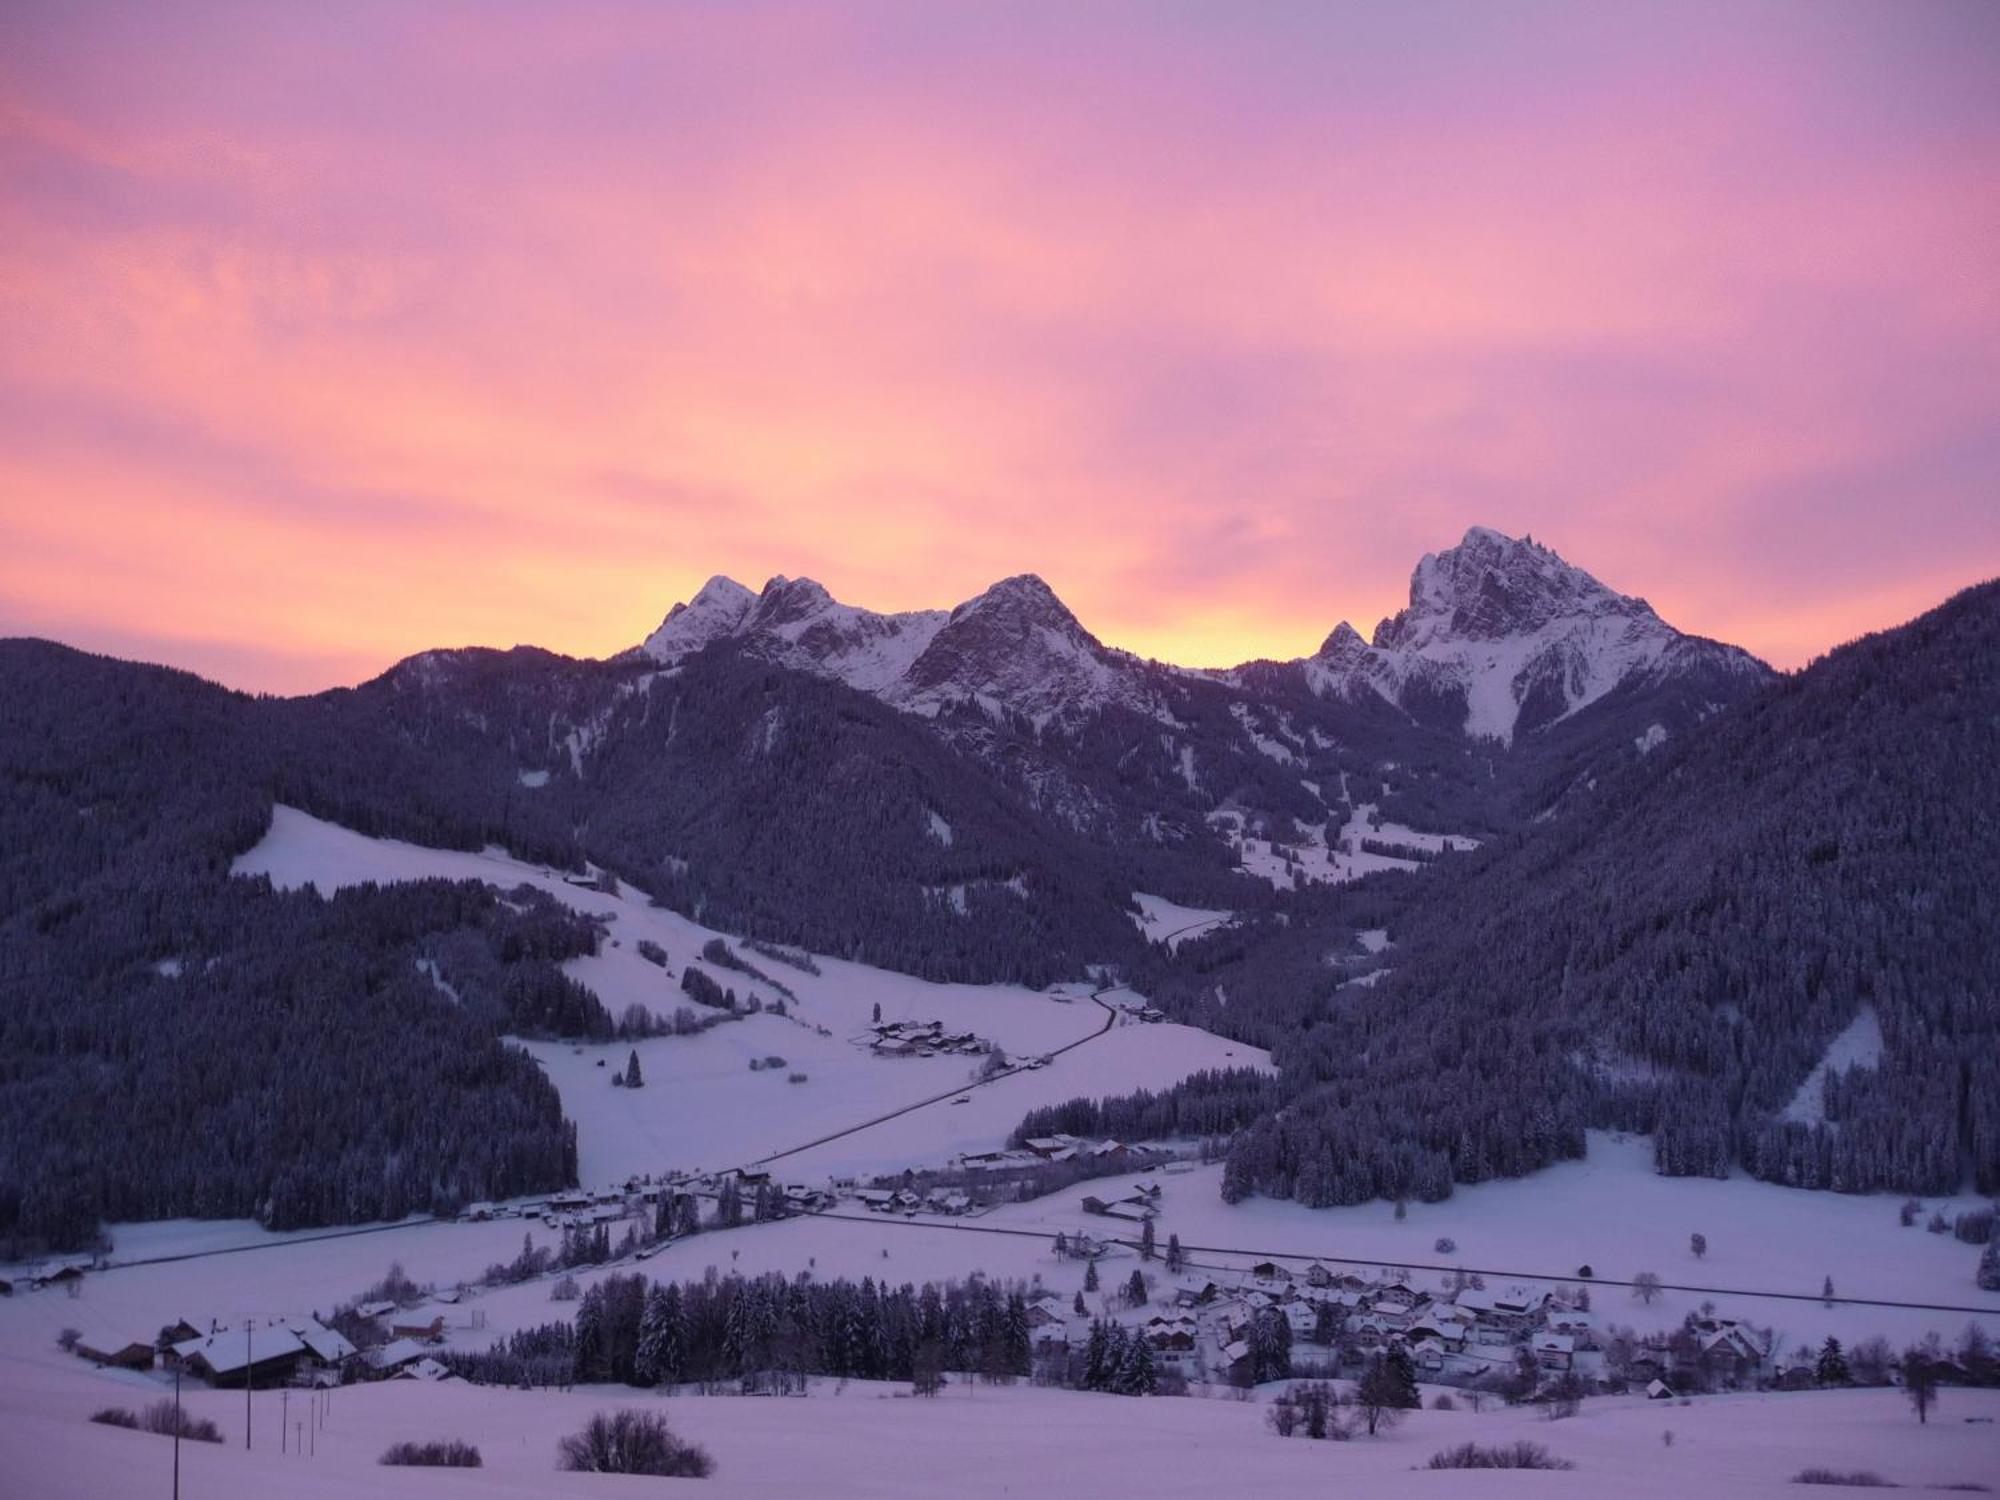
xmin=1201 ymin=580 xmax=2000 ymax=1207
xmin=0 ymin=644 xmax=586 ymax=1250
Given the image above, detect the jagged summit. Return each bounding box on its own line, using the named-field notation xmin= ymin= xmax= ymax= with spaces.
xmin=1309 ymin=527 xmax=1770 ymax=744
xmin=636 ymin=529 xmax=1770 ymax=746
xmin=635 ymin=570 xmax=1138 ymax=723
xmin=1373 ymin=527 xmax=1658 ymax=650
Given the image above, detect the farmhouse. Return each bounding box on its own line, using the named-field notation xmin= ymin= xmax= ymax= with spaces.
xmin=390 ymin=1312 xmax=446 ymax=1342
xmin=74 ymin=1335 xmax=157 ymax=1371
xmin=168 ymin=1326 xmax=306 ymax=1388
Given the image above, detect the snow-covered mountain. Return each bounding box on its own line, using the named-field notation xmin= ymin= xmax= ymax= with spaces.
xmin=1297 ymin=527 xmax=1770 ymax=744
xmin=642 ymin=530 xmax=1767 ymax=748
xmin=640 ymin=572 xmax=1162 ymax=725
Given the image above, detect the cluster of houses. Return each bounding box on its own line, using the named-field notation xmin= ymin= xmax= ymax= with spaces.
xmin=1023 ymin=1251 xmax=1776 ymax=1395
xmin=955 ymin=1134 xmax=1137 ymax=1174
xmin=864 ymin=1018 xmax=989 ymax=1058
xmin=853 ymin=1185 xmax=974 ymax=1216
xmin=69 ymin=1301 xmax=466 ymax=1389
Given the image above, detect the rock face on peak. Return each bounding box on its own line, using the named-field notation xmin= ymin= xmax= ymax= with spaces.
xmin=639 ymin=574 xmax=949 ymax=696
xmin=639 ymin=576 xmax=755 ymax=661
xmin=1307 ymin=528 xmax=1770 ymax=745
xmin=637 ymin=571 xmax=1152 ymax=725
xmin=897 ymin=574 xmax=1158 ymax=724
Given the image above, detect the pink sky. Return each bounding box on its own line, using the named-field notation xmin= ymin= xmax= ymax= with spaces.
xmin=2 ymin=1 xmax=1996 ymax=692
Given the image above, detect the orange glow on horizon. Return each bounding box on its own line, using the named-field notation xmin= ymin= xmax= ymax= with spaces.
xmin=2 ymin=3 xmax=1997 ymax=693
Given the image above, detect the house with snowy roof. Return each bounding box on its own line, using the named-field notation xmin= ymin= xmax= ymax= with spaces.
xmin=169 ymin=1326 xmax=306 ymax=1388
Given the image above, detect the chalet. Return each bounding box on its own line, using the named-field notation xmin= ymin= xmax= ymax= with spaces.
xmin=547 ymin=1190 xmax=592 ymax=1213
xmin=1282 ymin=1303 xmax=1320 ymax=1339
xmin=1248 ymin=1262 xmax=1293 ymax=1285
xmin=1533 ymin=1333 xmax=1575 ymax=1372
xmin=1025 ymin=1302 xmax=1067 ymax=1330
xmin=854 ymin=1189 xmax=897 ymax=1211
xmin=1143 ymin=1315 xmax=1198 ymax=1354
xmin=1023 ymin=1137 xmax=1077 ymax=1160
xmin=872 ymin=1036 xmax=921 ymax=1057
xmin=1699 ymin=1325 xmax=1766 ymax=1386
xmin=390 ymin=1356 xmax=456 ymax=1383
xmin=1454 ymin=1284 xmax=1546 ymax=1331
xmin=170 ymin=1327 xmax=306 ymax=1389
xmin=1646 ymin=1378 xmax=1676 ymax=1400
xmin=1373 ymin=1283 xmax=1420 ymax=1311
xmin=460 ymin=1202 xmax=497 ymax=1221
xmin=1544 ymin=1307 xmax=1595 ymax=1339
xmin=1032 ymin=1322 xmax=1072 ymax=1355
xmin=1174 ymin=1282 xmax=1221 ymax=1309
xmin=390 ymin=1312 xmax=446 ymax=1343
xmin=1368 ymin=1298 xmax=1415 ymax=1329
xmin=1304 ymin=1262 xmax=1335 ymax=1289
xmin=367 ymin=1338 xmax=431 ymax=1374
xmin=1220 ymin=1338 xmax=1252 ymax=1374
xmin=32 ymin=1260 xmax=89 ymax=1289
xmin=74 ymin=1335 xmax=157 ymax=1371
xmin=1096 ymin=1201 xmax=1158 ymax=1224
xmin=287 ymin=1319 xmax=359 ymax=1371
xmin=1411 ymin=1337 xmax=1446 ymax=1373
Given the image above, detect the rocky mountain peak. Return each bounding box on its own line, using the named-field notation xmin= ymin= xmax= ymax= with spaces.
xmin=1374 ymin=527 xmax=1656 ymax=651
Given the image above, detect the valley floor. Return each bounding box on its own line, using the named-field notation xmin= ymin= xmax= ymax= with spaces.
xmin=2 ymin=1349 xmax=1994 ymax=1498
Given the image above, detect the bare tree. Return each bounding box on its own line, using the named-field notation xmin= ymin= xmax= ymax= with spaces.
xmin=1689 ymin=1233 xmax=1707 ymax=1260
xmin=1632 ymin=1272 xmax=1664 ymax=1306
xmin=1903 ymin=1350 xmax=1940 ymax=1425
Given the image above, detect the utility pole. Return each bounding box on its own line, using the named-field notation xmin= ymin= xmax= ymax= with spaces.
xmin=172 ymin=1363 xmax=181 ymax=1500
xmin=281 ymin=1389 xmax=289 ymax=1453
xmin=244 ymin=1321 xmax=253 ymax=1450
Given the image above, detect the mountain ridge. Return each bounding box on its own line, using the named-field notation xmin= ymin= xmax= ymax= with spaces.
xmin=636 ymin=528 xmax=1773 ymax=746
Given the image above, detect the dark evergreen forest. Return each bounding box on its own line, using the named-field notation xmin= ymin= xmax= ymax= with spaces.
xmin=1049 ymin=582 xmax=2000 ymax=1208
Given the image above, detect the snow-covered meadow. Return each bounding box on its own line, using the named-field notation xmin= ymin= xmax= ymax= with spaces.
xmin=234 ymin=806 xmax=1266 ymax=1183
xmin=3 ymin=1333 xmax=1994 ymax=1499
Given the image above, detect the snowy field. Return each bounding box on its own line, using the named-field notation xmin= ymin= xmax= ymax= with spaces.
xmin=1129 ymin=891 xmax=1234 ymax=951
xmin=1215 ymin=800 xmax=1480 ymax=889
xmin=5 ymin=1132 xmax=1997 ymax=1495
xmin=234 ymin=807 xmax=1265 ymax=1183
xmin=2 ymin=1340 xmax=1994 ymax=1499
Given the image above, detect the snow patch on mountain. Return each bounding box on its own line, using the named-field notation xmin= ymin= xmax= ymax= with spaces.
xmin=1129 ymin=892 xmax=1234 ymax=951
xmin=1782 ymin=1006 xmax=1885 ymax=1126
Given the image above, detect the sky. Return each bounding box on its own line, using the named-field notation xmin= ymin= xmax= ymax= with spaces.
xmin=2 ymin=0 xmax=1996 ymax=693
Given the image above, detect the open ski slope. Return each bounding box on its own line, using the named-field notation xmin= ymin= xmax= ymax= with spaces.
xmin=233 ymin=807 xmax=1266 ymax=1183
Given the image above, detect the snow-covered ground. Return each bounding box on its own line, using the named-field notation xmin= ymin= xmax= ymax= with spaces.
xmin=1215 ymin=801 xmax=1479 ymax=889
xmin=1129 ymin=891 xmax=1234 ymax=951
xmin=1782 ymin=1006 xmax=1885 ymax=1125
xmin=5 ymin=1131 xmax=1997 ymax=1495
xmin=233 ymin=807 xmax=1263 ymax=1184
xmin=3 ymin=1335 xmax=1994 ymax=1499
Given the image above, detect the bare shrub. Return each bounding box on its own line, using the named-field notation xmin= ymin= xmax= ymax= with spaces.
xmin=1426 ymin=1441 xmax=1575 ymax=1470
xmin=381 ymin=1439 xmax=483 ymax=1467
xmin=558 ymin=1410 xmax=712 ymax=1478
xmin=1792 ymin=1469 xmax=1895 ymax=1487
xmin=89 ymin=1407 xmax=138 ymax=1429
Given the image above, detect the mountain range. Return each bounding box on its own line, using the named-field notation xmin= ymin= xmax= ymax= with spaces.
xmin=638 ymin=526 xmax=1768 ymax=748
xmin=3 ymin=525 xmax=1990 ymax=1252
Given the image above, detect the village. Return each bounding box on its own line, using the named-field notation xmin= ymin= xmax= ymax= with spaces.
xmin=24 ymin=1135 xmax=1818 ymax=1412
